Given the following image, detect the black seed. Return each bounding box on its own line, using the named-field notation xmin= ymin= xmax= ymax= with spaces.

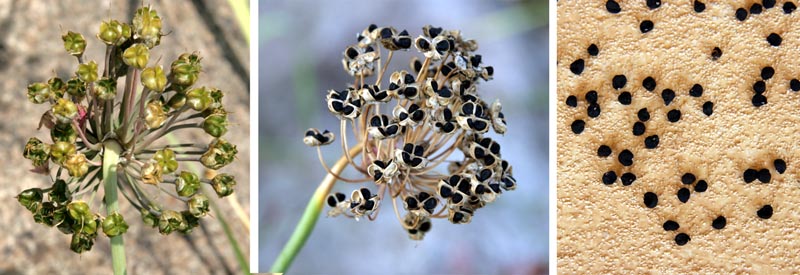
xmin=695 ymin=180 xmax=708 ymax=192
xmin=419 ymin=221 xmax=432 ymax=232
xmin=774 ymin=159 xmax=786 ymax=174
xmin=663 ymin=220 xmax=679 ymax=231
xmin=736 ymin=8 xmax=748 ymax=21
xmin=642 ymin=77 xmax=657 ymax=91
xmin=662 ymin=89 xmax=675 ymax=106
xmin=598 ymin=145 xmax=612 ymax=157
xmin=753 ymin=81 xmax=766 ymax=94
xmin=757 ymin=205 xmax=773 ymax=219
xmin=327 ymin=195 xmax=338 ymax=207
xmin=585 ymin=90 xmax=598 ymax=103
xmin=423 ymin=198 xmax=437 ymax=211
xmin=764 ymin=0 xmax=776 ymax=8
xmin=405 ymin=197 xmax=419 ymax=210
xmin=644 ymin=135 xmax=660 ymax=149
xmin=751 ymin=3 xmax=763 ymax=14
xmin=711 ymin=47 xmax=722 ymax=60
xmin=621 ymin=172 xmax=637 ymax=186
xmin=640 ymin=20 xmax=654 ymax=33
xmin=743 ymin=168 xmax=758 ymax=183
xmin=570 ymin=59 xmax=585 ymax=75
xmin=566 ymin=95 xmax=578 ymax=107
xmin=702 ymin=101 xmax=714 ymax=116
xmin=602 ymin=171 xmax=617 ymax=185
xmin=752 ymin=94 xmax=767 ymax=107
xmin=647 ymin=0 xmax=661 ymax=9
xmin=694 ymin=1 xmax=706 ymax=12
xmin=606 ymin=0 xmax=621 ymax=13
xmin=682 ymin=173 xmax=696 ymax=185
xmin=761 ymin=66 xmax=775 ymax=80
xmin=712 ymin=216 xmax=726 ymax=229
xmin=618 ymin=149 xmax=634 ymax=166
xmin=632 ymin=122 xmax=645 ymax=136
xmin=785 ymin=2 xmax=797 ymax=14
xmin=758 ymin=168 xmax=771 ymax=183
xmin=677 ymin=188 xmax=691 ymax=203
xmin=675 ymin=233 xmax=690 ymax=246
xmin=689 ymin=84 xmax=703 ymax=97
xmin=644 ymin=192 xmax=658 ymax=208
xmin=638 ymin=108 xmax=650 ymax=121
xmin=618 ymin=92 xmax=632 ymax=105
xmin=767 ymin=33 xmax=782 ymax=46
xmin=791 ymin=79 xmax=800 ymax=91
xmin=612 ymin=75 xmax=627 ymax=89
xmin=587 ymin=103 xmax=601 ymax=118
xmin=588 ymin=44 xmax=599 ymax=56
xmin=571 ymin=120 xmax=585 ymax=134
xmin=667 ymin=109 xmax=681 ymax=122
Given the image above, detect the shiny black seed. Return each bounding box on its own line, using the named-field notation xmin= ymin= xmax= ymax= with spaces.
xmin=451 ymin=193 xmax=463 ymax=204
xmin=570 ymin=59 xmax=584 ymax=75
xmin=408 ymin=229 xmax=418 ymax=234
xmin=757 ymin=205 xmax=773 ymax=219
xmin=764 ymin=0 xmax=776 ymax=8
xmin=435 ymin=40 xmax=449 ymax=54
xmin=643 ymin=77 xmax=657 ymax=91
xmin=644 ymin=135 xmax=660 ymax=149
xmin=767 ymin=33 xmax=782 ymax=46
xmin=743 ymin=169 xmax=757 ymax=183
xmin=335 ymin=192 xmax=346 ymax=202
xmin=752 ymin=94 xmax=767 ymax=107
xmin=419 ymin=221 xmax=432 ymax=232
xmin=689 ymin=84 xmax=703 ymax=97
xmin=682 ymin=173 xmax=696 ymax=185
xmin=452 ymin=212 xmax=464 ymax=223
xmin=327 ymin=195 xmax=338 ymax=207
xmin=774 ymin=159 xmax=786 ymax=174
xmin=423 ymin=198 xmax=437 ymax=211
xmin=675 ymin=233 xmax=690 ymax=246
xmin=566 ymin=95 xmax=578 ymax=107
xmin=621 ymin=172 xmax=637 ymax=186
xmin=638 ymin=108 xmax=650 ymax=122
xmin=758 ymin=168 xmax=771 ymax=183
xmin=694 ymin=1 xmax=706 ymax=12
xmin=640 ymin=20 xmax=654 ymax=33
xmin=712 ymin=216 xmax=726 ymax=229
xmin=597 ymin=145 xmax=612 ymax=157
xmin=588 ymin=44 xmax=599 ymax=56
xmin=736 ymin=8 xmax=748 ymax=21
xmin=667 ymin=109 xmax=681 ymax=122
xmin=588 ymin=103 xmax=601 ymax=118
xmin=395 ymin=38 xmax=412 ymax=49
xmin=405 ymin=197 xmax=419 ymax=210
xmin=602 ymin=171 xmax=617 ymax=185
xmin=606 ymin=0 xmax=621 ymax=13
xmin=612 ymin=75 xmax=627 ymax=89
xmin=662 ymin=89 xmax=675 ymax=105
xmin=761 ymin=66 xmax=775 ymax=80
xmin=372 ymin=171 xmax=383 ymax=181
xmin=663 ymin=220 xmax=679 ymax=231
xmin=360 ymin=188 xmax=371 ymax=199
xmin=417 ymin=39 xmax=431 ymax=50
xmin=644 ymin=192 xmax=658 ymax=208
xmin=677 ymin=188 xmax=690 ymax=203
xmin=753 ymin=81 xmax=766 ymax=94
xmin=751 ymin=3 xmax=764 ymax=14
xmin=619 ymin=149 xmax=634 ymax=166
xmin=791 ymin=79 xmax=800 ymax=91
xmin=695 ymin=180 xmax=708 ymax=192
xmin=618 ymin=92 xmax=632 ymax=105
xmin=439 ymin=185 xmax=453 ymax=198
xmin=346 ymin=47 xmax=359 ymax=59
xmin=647 ymin=0 xmax=661 ymax=9
xmin=380 ymin=28 xmax=393 ymax=39
xmin=585 ymin=90 xmax=598 ymax=103
xmin=785 ymin=2 xmax=797 ymax=13
xmin=632 ymin=122 xmax=645 ymax=136
xmin=702 ymin=101 xmax=713 ymax=116
xmin=711 ymin=47 xmax=722 ymax=60
xmin=571 ymin=120 xmax=585 ymax=134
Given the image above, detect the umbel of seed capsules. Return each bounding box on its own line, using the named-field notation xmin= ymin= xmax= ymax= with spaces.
xmin=302 ymin=24 xmax=515 ymax=240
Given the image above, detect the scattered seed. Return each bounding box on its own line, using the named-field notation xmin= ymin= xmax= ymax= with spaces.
xmin=570 ymin=59 xmax=585 ymax=75
xmin=618 ymin=149 xmax=634 ymax=166
xmin=761 ymin=66 xmax=775 ymax=80
xmin=667 ymin=109 xmax=681 ymax=122
xmin=694 ymin=180 xmax=708 ymax=192
xmin=588 ymin=44 xmax=599 ymax=56
xmin=586 ymin=90 xmax=598 ymax=103
xmin=597 ymin=145 xmax=612 ymax=157
xmin=640 ymin=20 xmax=654 ymax=33
xmin=662 ymin=89 xmax=675 ymax=106
xmin=743 ymin=169 xmax=758 ymax=183
xmin=621 ymin=172 xmax=637 ymax=186
xmin=606 ymin=0 xmax=621 ymax=13
xmin=566 ymin=95 xmax=578 ymax=107
xmin=632 ymin=122 xmax=645 ymax=136
xmin=774 ymin=159 xmax=786 ymax=174
xmin=675 ymin=233 xmax=690 ymax=245
xmin=612 ymin=75 xmax=627 ymax=89
xmin=571 ymin=119 xmax=585 ymax=134
xmin=682 ymin=173 xmax=696 ymax=185
xmin=677 ymin=188 xmax=691 ymax=203
xmin=752 ymin=94 xmax=768 ymax=107
xmin=618 ymin=92 xmax=632 ymax=105
xmin=767 ymin=33 xmax=782 ymax=46
xmin=711 ymin=47 xmax=722 ymax=60
xmin=758 ymin=168 xmax=771 ymax=183
xmin=712 ymin=216 xmax=727 ymax=229
xmin=689 ymin=84 xmax=703 ymax=97
xmin=638 ymin=108 xmax=650 ymax=122
xmin=736 ymin=8 xmax=748 ymax=21
xmin=644 ymin=192 xmax=658 ymax=208
xmin=588 ymin=103 xmax=601 ymax=118
xmin=643 ymin=77 xmax=657 ymax=91
xmin=644 ymin=135 xmax=660 ymax=149
xmin=647 ymin=0 xmax=661 ymax=9
xmin=757 ymin=205 xmax=773 ymax=219
xmin=602 ymin=171 xmax=617 ymax=185
xmin=702 ymin=101 xmax=713 ymax=116
xmin=663 ymin=220 xmax=679 ymax=231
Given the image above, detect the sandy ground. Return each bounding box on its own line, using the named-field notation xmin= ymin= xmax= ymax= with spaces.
xmin=0 ymin=1 xmax=250 ymax=274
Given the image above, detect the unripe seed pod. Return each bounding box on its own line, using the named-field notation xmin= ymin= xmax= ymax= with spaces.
xmin=51 ymin=123 xmax=77 ymax=143
xmin=50 ymin=141 xmax=77 ymax=165
xmin=65 ymin=77 xmax=86 ymax=99
xmin=67 ymin=201 xmax=92 ymax=222
xmin=186 ymin=87 xmax=214 ymax=111
xmin=175 ymin=171 xmax=201 ymax=197
xmin=76 ymin=61 xmax=98 ymax=83
xmin=62 ymin=31 xmax=86 ymax=57
xmin=141 ymin=209 xmax=157 ymax=228
xmin=23 ymin=138 xmax=50 ymax=167
xmin=97 ymin=20 xmax=131 ymax=46
xmin=64 ymin=153 xmax=89 ymax=178
xmin=27 ymin=82 xmax=52 ymax=104
xmin=211 ymin=173 xmax=236 ymax=197
xmin=153 ymin=148 xmax=178 ymax=174
xmin=133 ymin=6 xmax=163 ymax=48
xmin=187 ymin=194 xmax=210 ymax=217
xmin=122 ymin=43 xmax=149 ymax=69
xmin=94 ymin=77 xmax=117 ymax=100
xmin=48 ymin=77 xmax=66 ymax=99
xmin=157 ymin=210 xmax=185 ymax=235
xmin=170 ymin=53 xmax=202 ymax=86
xmin=102 ymin=212 xmax=129 ymax=237
xmin=17 ymin=188 xmax=44 ymax=212
xmin=144 ymin=100 xmax=167 ymax=129
xmin=141 ymin=66 xmax=167 ymax=92
xmin=203 ymin=113 xmax=228 ymax=138
xmin=52 ymin=98 xmax=78 ymax=124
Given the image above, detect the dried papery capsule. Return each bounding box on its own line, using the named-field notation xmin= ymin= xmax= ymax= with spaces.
xmin=201 ymin=138 xmax=238 ymax=170
xmin=211 ymin=173 xmax=236 ymax=197
xmin=23 ymin=138 xmax=50 ymax=167
xmin=157 ymin=210 xmax=185 ymax=235
xmin=144 ymin=100 xmax=168 ymax=129
xmin=140 ymin=160 xmax=163 ymax=185
xmin=187 ymin=194 xmax=210 ymax=217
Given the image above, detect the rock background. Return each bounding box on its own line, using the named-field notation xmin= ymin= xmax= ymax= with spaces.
xmin=0 ymin=0 xmax=250 ymax=274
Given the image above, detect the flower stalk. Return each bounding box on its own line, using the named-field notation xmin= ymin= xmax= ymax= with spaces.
xmin=102 ymin=140 xmax=126 ymax=275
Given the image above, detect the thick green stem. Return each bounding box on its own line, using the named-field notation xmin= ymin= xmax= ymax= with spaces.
xmin=270 ymin=143 xmax=363 ymax=272
xmin=103 ymin=140 xmax=127 ymax=275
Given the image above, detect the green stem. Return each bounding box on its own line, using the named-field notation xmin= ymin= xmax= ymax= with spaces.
xmin=270 ymin=143 xmax=363 ymax=272
xmin=103 ymin=140 xmax=127 ymax=275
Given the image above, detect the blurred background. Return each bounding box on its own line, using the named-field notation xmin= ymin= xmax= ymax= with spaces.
xmin=0 ymin=0 xmax=249 ymax=274
xmin=259 ymin=0 xmax=548 ymax=273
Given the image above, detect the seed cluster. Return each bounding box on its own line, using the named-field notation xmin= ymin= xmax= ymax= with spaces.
xmin=562 ymin=1 xmax=796 ymax=248
xmin=305 ymin=24 xmax=514 ymax=240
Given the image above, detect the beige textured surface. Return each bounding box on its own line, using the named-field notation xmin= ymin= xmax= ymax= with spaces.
xmin=558 ymin=1 xmax=800 ymax=273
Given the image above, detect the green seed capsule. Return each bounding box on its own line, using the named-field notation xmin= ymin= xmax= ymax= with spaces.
xmin=102 ymin=212 xmax=129 ymax=237
xmin=76 ymin=61 xmax=98 ymax=83
xmin=67 ymin=201 xmax=92 ymax=222
xmin=187 ymin=194 xmax=210 ymax=217
xmin=51 ymin=123 xmax=77 ymax=143
xmin=48 ymin=77 xmax=66 ymax=99
xmin=122 ymin=43 xmax=149 ymax=69
xmin=97 ymin=19 xmax=131 ymax=46
xmin=157 ymin=210 xmax=185 ymax=235
xmin=170 ymin=53 xmax=202 ymax=86
xmin=26 ymin=82 xmax=52 ymax=104
xmin=65 ymin=77 xmax=86 ymax=99
xmin=49 ymin=179 xmax=72 ymax=205
xmin=175 ymin=171 xmax=200 ymax=197
xmin=62 ymin=31 xmax=86 ymax=57
xmin=201 ymin=138 xmax=238 ymax=170
xmin=179 ymin=211 xmax=200 ymax=234
xmin=211 ymin=173 xmax=236 ymax=197
xmin=186 ymin=87 xmax=214 ymax=111
xmin=70 ymin=231 xmax=96 ymax=253
xmin=141 ymin=209 xmax=158 ymax=228
xmin=153 ymin=148 xmax=178 ymax=174
xmin=94 ymin=77 xmax=117 ymax=100
xmin=50 ymin=141 xmax=77 ymax=165
xmin=34 ymin=201 xmax=58 ymax=226
xmin=141 ymin=66 xmax=167 ymax=92
xmin=167 ymin=92 xmax=187 ymax=109
xmin=64 ymin=153 xmax=89 ymax=178
xmin=133 ymin=6 xmax=163 ymax=48
xmin=17 ymin=188 xmax=44 ymax=212
xmin=52 ymin=98 xmax=78 ymax=124
xmin=202 ymin=113 xmax=228 ymax=138
xmin=23 ymin=137 xmax=50 ymax=167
